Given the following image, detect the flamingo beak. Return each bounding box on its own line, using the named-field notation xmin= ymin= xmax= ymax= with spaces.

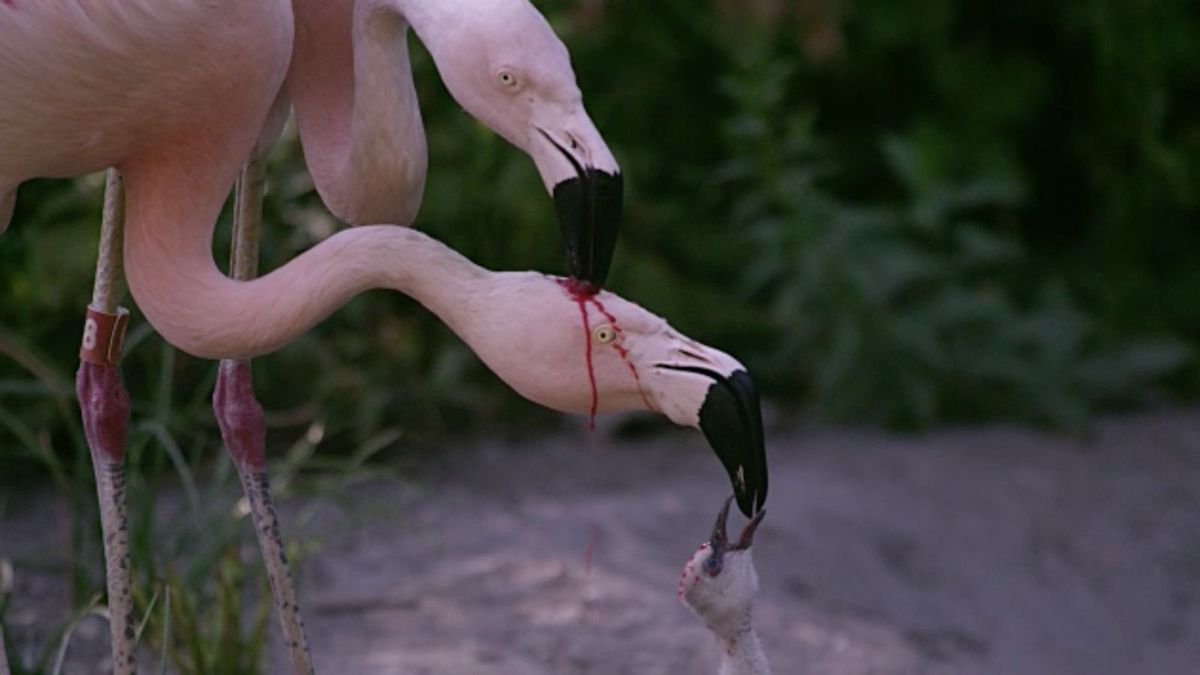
xmin=536 ymin=129 xmax=623 ymax=288
xmin=709 ymin=496 xmax=767 ymax=555
xmin=697 ymin=370 xmax=769 ymax=518
xmin=657 ymin=365 xmax=769 ymax=518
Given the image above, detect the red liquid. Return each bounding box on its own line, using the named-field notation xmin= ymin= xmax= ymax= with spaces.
xmin=558 ymin=277 xmax=652 ymax=430
xmin=587 ymin=295 xmax=654 ymax=409
xmin=560 ymin=278 xmax=600 ymax=430
xmin=561 ymin=277 xmax=600 ymax=297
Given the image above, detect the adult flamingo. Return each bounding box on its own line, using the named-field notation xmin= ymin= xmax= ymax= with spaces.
xmin=1 ymin=0 xmax=765 ymax=672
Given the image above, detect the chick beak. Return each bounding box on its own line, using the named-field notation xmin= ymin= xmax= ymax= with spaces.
xmin=710 ymin=495 xmax=767 ymax=553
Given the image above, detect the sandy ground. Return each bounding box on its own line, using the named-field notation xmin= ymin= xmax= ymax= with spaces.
xmin=3 ymin=408 xmax=1199 ymax=674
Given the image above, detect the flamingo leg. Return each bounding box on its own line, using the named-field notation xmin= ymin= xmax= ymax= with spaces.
xmin=213 ymin=153 xmax=315 ymax=675
xmin=76 ymin=169 xmax=136 ymax=675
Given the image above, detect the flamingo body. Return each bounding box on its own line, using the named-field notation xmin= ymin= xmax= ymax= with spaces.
xmin=0 ymin=0 xmax=291 ymax=192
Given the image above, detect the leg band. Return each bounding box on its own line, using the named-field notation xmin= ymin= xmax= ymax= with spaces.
xmin=80 ymin=306 xmax=130 ymax=365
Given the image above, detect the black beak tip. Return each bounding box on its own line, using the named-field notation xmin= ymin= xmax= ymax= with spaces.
xmin=552 ymin=169 xmax=623 ymax=287
xmin=734 ymin=489 xmax=759 ymax=521
xmin=696 ymin=369 xmax=769 ymax=519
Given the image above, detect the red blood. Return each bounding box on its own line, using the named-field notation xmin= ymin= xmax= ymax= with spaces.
xmin=588 ymin=295 xmax=653 ymax=409
xmin=559 ymin=279 xmax=599 ymax=430
xmin=558 ymin=277 xmax=653 ymax=429
xmin=562 ymin=276 xmax=600 ymax=298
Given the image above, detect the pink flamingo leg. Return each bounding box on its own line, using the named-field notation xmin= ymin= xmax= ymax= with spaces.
xmin=76 ymin=362 xmax=134 ymax=674
xmin=213 ymin=154 xmax=315 ymax=675
xmin=214 ymin=360 xmax=313 ymax=675
xmin=77 ymin=170 xmax=136 ymax=675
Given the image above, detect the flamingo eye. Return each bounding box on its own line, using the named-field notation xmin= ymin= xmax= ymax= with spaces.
xmin=593 ymin=325 xmax=616 ymax=344
xmin=497 ymin=70 xmax=520 ymax=90
xmin=704 ymin=556 xmax=723 ymax=577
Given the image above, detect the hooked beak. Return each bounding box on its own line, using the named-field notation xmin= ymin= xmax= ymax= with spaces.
xmin=533 ymin=127 xmax=622 ymax=288
xmin=661 ymin=366 xmax=769 ymax=517
xmin=709 ymin=496 xmax=766 ymax=559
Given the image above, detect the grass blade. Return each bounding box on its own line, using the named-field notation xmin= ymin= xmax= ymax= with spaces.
xmin=134 ymin=587 xmax=160 ymax=647
xmin=50 ymin=594 xmax=103 ymax=675
xmin=141 ymin=421 xmax=201 ymax=516
xmin=158 ymin=587 xmax=171 ymax=675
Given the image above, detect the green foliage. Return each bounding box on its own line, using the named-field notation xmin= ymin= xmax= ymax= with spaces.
xmin=557 ymin=0 xmax=1199 ymax=427
xmin=715 ymin=40 xmax=1191 ymax=427
xmin=2 ymin=0 xmax=1198 ymax=466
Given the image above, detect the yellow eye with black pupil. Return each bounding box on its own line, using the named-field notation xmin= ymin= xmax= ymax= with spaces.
xmin=498 ymin=71 xmax=517 ymax=87
xmin=593 ymin=325 xmax=616 ymax=344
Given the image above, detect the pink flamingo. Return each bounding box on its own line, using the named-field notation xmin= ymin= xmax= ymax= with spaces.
xmin=1 ymin=1 xmax=767 ymax=672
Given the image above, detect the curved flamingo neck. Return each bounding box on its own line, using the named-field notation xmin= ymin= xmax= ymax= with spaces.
xmin=289 ymin=0 xmax=428 ymax=226
xmin=714 ymin=618 xmax=771 ymax=675
xmin=122 ymin=157 xmax=485 ymax=360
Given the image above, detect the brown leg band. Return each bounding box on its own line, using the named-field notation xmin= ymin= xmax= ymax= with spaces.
xmin=79 ymin=306 xmax=130 ymax=365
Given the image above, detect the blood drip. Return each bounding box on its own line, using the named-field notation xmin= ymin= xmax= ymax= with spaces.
xmin=558 ymin=277 xmax=653 ymax=430
xmin=559 ymin=278 xmax=600 ymax=430
xmin=587 ymin=295 xmax=654 ymax=409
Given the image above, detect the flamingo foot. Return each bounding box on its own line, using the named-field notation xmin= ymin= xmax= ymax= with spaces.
xmin=76 ymin=361 xmax=135 ymax=675
xmin=214 ymin=359 xmax=314 ymax=675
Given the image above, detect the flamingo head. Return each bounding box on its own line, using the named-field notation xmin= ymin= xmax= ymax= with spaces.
xmin=678 ymin=497 xmax=765 ymax=631
xmin=408 ymin=0 xmax=622 ymax=287
xmin=462 ymin=274 xmax=767 ymax=516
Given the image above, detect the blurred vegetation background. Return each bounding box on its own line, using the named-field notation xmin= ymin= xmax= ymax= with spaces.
xmin=2 ymin=1 xmax=1198 ymax=670
xmin=2 ymin=0 xmax=1199 ymax=493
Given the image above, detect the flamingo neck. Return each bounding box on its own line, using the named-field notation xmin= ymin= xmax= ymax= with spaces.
xmin=289 ymin=0 xmax=428 ymax=225
xmin=712 ymin=612 xmax=771 ymax=675
xmin=122 ymin=157 xmax=486 ymax=360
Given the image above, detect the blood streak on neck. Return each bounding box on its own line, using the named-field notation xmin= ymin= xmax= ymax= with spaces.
xmin=587 ymin=295 xmax=653 ymax=409
xmin=558 ymin=277 xmax=653 ymax=427
xmin=559 ymin=278 xmax=599 ymax=430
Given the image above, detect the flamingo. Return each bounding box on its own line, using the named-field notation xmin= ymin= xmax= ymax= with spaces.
xmin=679 ymin=498 xmax=772 ymax=675
xmin=1 ymin=0 xmax=767 ymax=672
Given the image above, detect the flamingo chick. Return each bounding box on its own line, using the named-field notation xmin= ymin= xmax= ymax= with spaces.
xmin=679 ymin=498 xmax=771 ymax=675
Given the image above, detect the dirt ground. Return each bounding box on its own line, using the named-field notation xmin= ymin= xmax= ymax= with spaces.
xmin=3 ymin=408 xmax=1200 ymax=674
